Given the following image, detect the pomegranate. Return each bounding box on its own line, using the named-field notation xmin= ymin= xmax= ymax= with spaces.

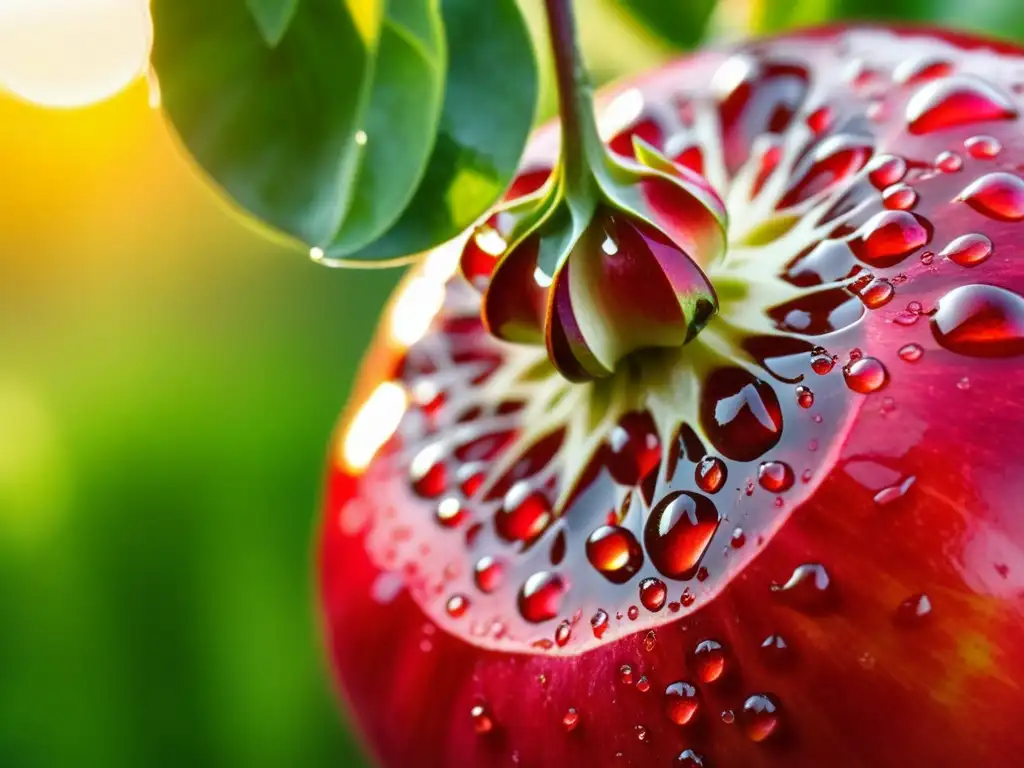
xmin=320 ymin=24 xmax=1024 ymax=767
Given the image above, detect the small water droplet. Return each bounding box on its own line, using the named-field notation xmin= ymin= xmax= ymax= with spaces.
xmin=965 ymin=135 xmax=1001 ymax=159
xmin=731 ymin=527 xmax=746 ymax=548
xmin=883 ymin=184 xmax=918 ymax=210
xmin=635 ymin=724 xmax=649 ymax=742
xmin=895 ymin=593 xmax=933 ymax=625
xmin=446 ymin=594 xmax=469 ymax=618
xmin=898 ymin=343 xmax=924 ymax=362
xmin=935 ymin=151 xmax=963 ymax=173
xmin=436 ymin=497 xmax=466 ymax=528
xmin=810 ymin=347 xmax=836 ymax=374
xmin=758 ymin=461 xmax=795 ymax=493
xmin=859 ymin=278 xmax=895 ymax=309
xmin=957 ymin=172 xmax=1024 ymax=221
xmin=591 ymin=609 xmax=609 ymax=639
xmin=586 ymin=525 xmax=644 ymax=583
xmin=906 ymin=75 xmax=1016 ymax=134
xmin=796 ymin=385 xmax=814 ymax=408
xmin=931 ymin=284 xmax=1024 ymax=357
xmin=920 ymin=250 xmax=935 ymax=265
xmin=628 ymin=605 xmax=640 ymax=621
xmin=721 ymin=709 xmax=736 ymax=725
xmin=471 ymin=703 xmax=494 ymax=734
xmin=940 ymin=233 xmax=993 ymax=267
xmin=681 ymin=588 xmax=695 ymax=607
xmin=619 ymin=664 xmax=634 ymax=685
xmin=640 ymin=578 xmax=668 ymax=612
xmin=563 ymin=708 xmax=580 ymax=732
xmin=473 ymin=556 xmax=505 ymax=593
xmin=843 ymin=357 xmax=889 ymax=393
xmin=411 ymin=445 xmax=447 ymax=497
xmin=645 ymin=491 xmax=720 ymax=579
xmin=694 ymin=639 xmax=726 ymax=683
xmin=497 ymin=482 xmax=552 ymax=542
xmin=664 ymin=681 xmax=700 ymax=725
xmin=874 ymin=475 xmax=916 ymax=506
xmin=773 ymin=563 xmax=833 ymax=612
xmin=868 ymin=155 xmax=907 ymax=188
xmin=741 ymin=693 xmax=782 ymax=742
xmin=517 ymin=571 xmax=566 ymax=623
xmin=636 ymin=675 xmax=651 ymax=693
xmin=695 ymin=456 xmax=727 ymax=493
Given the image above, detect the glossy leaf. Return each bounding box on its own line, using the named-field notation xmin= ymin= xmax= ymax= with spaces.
xmin=617 ymin=0 xmax=717 ymax=50
xmin=246 ymin=0 xmax=299 ymax=46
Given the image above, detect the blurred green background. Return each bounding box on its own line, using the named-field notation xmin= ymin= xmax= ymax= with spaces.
xmin=3 ymin=0 xmax=1024 ymax=766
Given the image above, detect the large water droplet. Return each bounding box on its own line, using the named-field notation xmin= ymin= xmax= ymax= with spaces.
xmin=639 ymin=577 xmax=668 ymax=612
xmin=843 ymin=357 xmax=889 ymax=393
xmin=645 ymin=492 xmax=720 ymax=580
xmin=474 ymin=556 xmax=505 ymax=593
xmin=701 ymin=368 xmax=783 ymax=461
xmin=586 ymin=525 xmax=644 ymax=583
xmin=496 ymin=482 xmax=552 ymax=542
xmin=957 ymin=172 xmax=1024 ymax=221
xmin=741 ymin=693 xmax=782 ymax=742
xmin=931 ymin=284 xmax=1024 ymax=357
xmin=906 ymin=75 xmax=1016 ymax=134
xmin=851 ymin=210 xmax=931 ymax=268
xmin=758 ymin=460 xmax=795 ymax=492
xmin=664 ymin=681 xmax=700 ymax=726
xmin=607 ymin=411 xmax=661 ymax=485
xmin=882 ymin=184 xmax=917 ymax=211
xmin=694 ymin=639 xmax=726 ymax=683
xmin=695 ymin=456 xmax=727 ymax=493
xmin=517 ymin=571 xmax=566 ymax=623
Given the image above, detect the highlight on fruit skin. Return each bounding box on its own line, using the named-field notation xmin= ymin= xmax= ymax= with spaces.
xmin=320 ymin=25 xmax=1024 ymax=767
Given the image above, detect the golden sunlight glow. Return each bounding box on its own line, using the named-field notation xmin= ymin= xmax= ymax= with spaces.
xmin=390 ymin=275 xmax=446 ymax=346
xmin=0 ymin=0 xmax=152 ymax=108
xmin=341 ymin=382 xmax=408 ymax=471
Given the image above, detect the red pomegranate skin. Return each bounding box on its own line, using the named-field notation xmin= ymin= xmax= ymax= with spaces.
xmin=320 ymin=26 xmax=1024 ymax=767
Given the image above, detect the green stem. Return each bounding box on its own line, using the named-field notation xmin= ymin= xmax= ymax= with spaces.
xmin=543 ymin=0 xmax=604 ymax=197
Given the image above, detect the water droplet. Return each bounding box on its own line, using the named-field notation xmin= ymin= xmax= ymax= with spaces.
xmin=898 ymin=343 xmax=924 ymax=362
xmin=473 ymin=556 xmax=505 ymax=593
xmin=446 ymin=594 xmax=469 ymax=618
xmin=932 ymin=284 xmax=1024 ymax=357
xmin=701 ymin=368 xmax=783 ymax=461
xmin=628 ymin=605 xmax=640 ymax=621
xmin=773 ymin=563 xmax=833 ymax=612
xmin=591 ymin=609 xmax=609 ymax=639
xmin=721 ymin=709 xmax=736 ymax=725
xmin=620 ymin=664 xmax=634 ymax=685
xmin=851 ymin=210 xmax=931 ymax=268
xmin=635 ymin=724 xmax=649 ymax=742
xmin=810 ymin=347 xmax=836 ymax=374
xmin=965 ymin=135 xmax=1001 ymax=159
xmin=935 ymin=151 xmax=962 ymax=173
xmin=940 ymin=233 xmax=993 ymax=267
xmin=517 ymin=571 xmax=566 ymax=623
xmin=644 ymin=629 xmax=657 ymax=650
xmin=645 ymin=491 xmax=721 ymax=579
xmin=640 ymin=577 xmax=668 ymax=612
xmin=741 ymin=693 xmax=782 ymax=742
xmin=607 ymin=411 xmax=661 ymax=485
xmin=410 ymin=445 xmax=447 ymax=497
xmin=868 ymin=155 xmax=907 ymax=188
xmin=796 ymin=385 xmax=814 ymax=408
xmin=497 ymin=482 xmax=552 ymax=542
xmin=636 ymin=675 xmax=651 ymax=693
xmin=586 ymin=525 xmax=644 ymax=583
xmin=760 ymin=634 xmax=790 ymax=664
xmin=758 ymin=461 xmax=794 ymax=493
xmin=436 ymin=497 xmax=466 ymax=528
xmin=681 ymin=588 xmax=695 ymax=607
xmin=883 ymin=184 xmax=918 ymax=210
xmin=920 ymin=250 xmax=935 ymax=265
xmin=731 ymin=527 xmax=746 ymax=548
xmin=695 ymin=455 xmax=727 ymax=493
xmin=906 ymin=75 xmax=1016 ymax=134
xmin=563 ymin=708 xmax=580 ymax=732
xmin=843 ymin=357 xmax=889 ymax=393
xmin=471 ymin=703 xmax=494 ymax=734
xmin=555 ymin=620 xmax=572 ymax=647
xmin=957 ymin=172 xmax=1024 ymax=221
xmin=895 ymin=593 xmax=933 ymax=625
xmin=676 ymin=749 xmax=705 ymax=767
xmin=664 ymin=681 xmax=700 ymax=725
xmin=874 ymin=475 xmax=916 ymax=506
xmin=694 ymin=639 xmax=726 ymax=683
xmin=859 ymin=278 xmax=895 ymax=309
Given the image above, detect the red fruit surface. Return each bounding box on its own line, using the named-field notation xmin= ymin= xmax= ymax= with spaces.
xmin=320 ymin=26 xmax=1024 ymax=767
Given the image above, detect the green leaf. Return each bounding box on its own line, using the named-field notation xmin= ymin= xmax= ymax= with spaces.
xmin=245 ymin=0 xmax=299 ymax=46
xmin=616 ymin=0 xmax=717 ymax=50
xmin=152 ymin=0 xmax=538 ymax=263
xmin=339 ymin=0 xmax=539 ymax=260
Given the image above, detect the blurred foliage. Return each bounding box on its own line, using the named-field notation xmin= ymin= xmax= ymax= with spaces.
xmin=3 ymin=2 xmax=1024 ymax=768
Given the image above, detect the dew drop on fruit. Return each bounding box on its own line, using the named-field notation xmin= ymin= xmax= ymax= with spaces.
xmin=694 ymin=639 xmax=726 ymax=683
xmin=843 ymin=357 xmax=889 ymax=393
xmin=810 ymin=347 xmax=836 ymax=374
xmin=731 ymin=527 xmax=746 ymax=548
xmin=446 ymin=594 xmax=469 ymax=618
xmin=639 ymin=577 xmax=668 ymax=612
xmin=410 ymin=444 xmax=447 ymax=498
xmin=591 ymin=609 xmax=609 ymax=639
xmin=607 ymin=411 xmax=661 ymax=485
xmin=773 ymin=563 xmax=834 ymax=612
xmin=796 ymin=385 xmax=814 ymax=408
xmin=474 ymin=556 xmax=505 ymax=593
xmin=882 ymin=184 xmax=918 ymax=210
xmin=905 ymin=75 xmax=1017 ymax=135
xmin=868 ymin=154 xmax=907 ymax=188
xmin=517 ymin=571 xmax=566 ymax=623
xmin=935 ymin=151 xmax=963 ymax=173
xmin=620 ymin=664 xmax=634 ymax=685
xmin=701 ymin=368 xmax=783 ymax=461
xmin=496 ymin=482 xmax=552 ymax=542
xmin=931 ymin=284 xmax=1024 ymax=357
xmin=859 ymin=278 xmax=895 ymax=309
xmin=956 ymin=172 xmax=1024 ymax=221
xmin=645 ymin=491 xmax=721 ymax=580
xmin=758 ymin=460 xmax=795 ymax=493
xmin=555 ymin=620 xmax=572 ymax=647
xmin=965 ymin=135 xmax=1001 ymax=159
xmin=636 ymin=675 xmax=651 ymax=693
xmin=940 ymin=233 xmax=993 ymax=267
xmin=898 ymin=343 xmax=924 ymax=363
xmin=471 ymin=703 xmax=494 ymax=734
xmin=664 ymin=681 xmax=700 ymax=726
xmin=741 ymin=694 xmax=782 ymax=742
xmin=850 ymin=210 xmax=931 ymax=268
xmin=562 ymin=708 xmax=580 ymax=732
xmin=895 ymin=593 xmax=933 ymax=625
xmin=586 ymin=525 xmax=644 ymax=583
xmin=695 ymin=455 xmax=727 ymax=493
xmin=436 ymin=497 xmax=466 ymax=528
xmin=676 ymin=748 xmax=705 ymax=767
xmin=628 ymin=605 xmax=640 ymax=621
